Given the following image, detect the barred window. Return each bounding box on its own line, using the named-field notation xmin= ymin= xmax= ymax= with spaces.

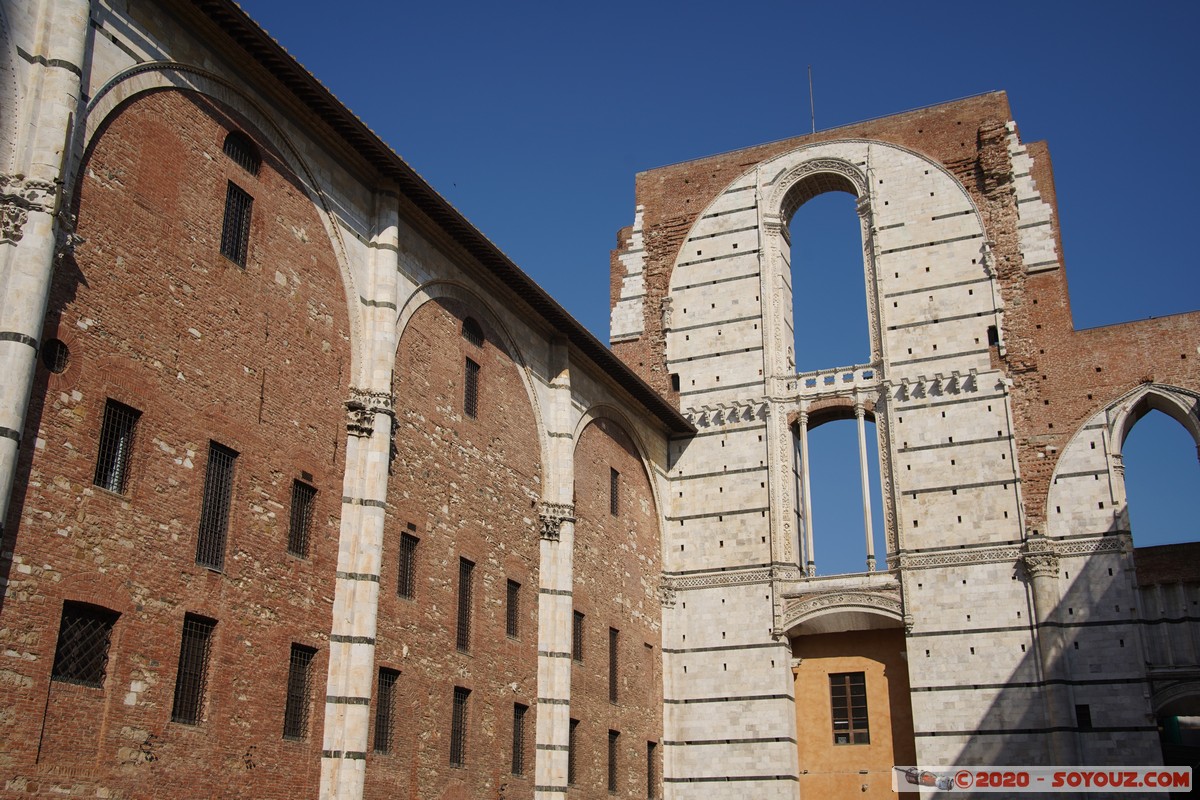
xmin=463 ymin=357 xmax=480 ymax=419
xmin=283 ymin=644 xmax=317 ymax=740
xmin=374 ymin=667 xmax=399 ymax=753
xmin=41 ymin=338 xmax=69 ymax=374
xmin=456 ymin=557 xmax=474 ymax=652
xmin=220 ymin=181 xmax=253 ymax=267
xmin=398 ymin=528 xmax=418 ymax=600
xmin=506 ymin=579 xmax=520 ymax=639
xmin=609 ymin=627 xmax=619 ymax=703
xmin=511 ymin=702 xmax=527 ymax=775
xmin=450 ymin=686 xmax=470 ymax=767
xmin=287 ymin=480 xmax=316 ymax=558
xmin=196 ymin=442 xmax=237 ymax=571
xmin=647 ymin=741 xmax=658 ymax=799
xmin=94 ymin=399 xmax=140 ymax=494
xmin=610 ymin=467 xmax=620 ymax=516
xmin=462 ymin=317 xmax=484 ymax=347
xmin=51 ymin=601 xmax=118 ymax=688
xmin=170 ymin=613 xmax=216 ymax=725
xmin=568 ymin=718 xmax=579 ymax=786
xmin=830 ymin=671 xmax=869 ymax=745
xmin=222 ymin=131 xmax=260 ymax=175
xmin=572 ymin=611 xmax=584 ymax=662
xmin=608 ymin=729 xmax=619 ymax=792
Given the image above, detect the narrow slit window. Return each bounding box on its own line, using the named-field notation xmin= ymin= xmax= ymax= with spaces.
xmin=572 ymin=611 xmax=584 ymax=662
xmin=608 ymin=729 xmax=620 ymax=792
xmin=170 ymin=613 xmax=216 ymax=725
xmin=830 ymin=671 xmax=869 ymax=744
xmin=506 ymin=579 xmax=521 ymax=639
xmin=568 ymin=718 xmax=579 ymax=786
xmin=398 ymin=532 xmax=418 ymax=600
xmin=283 ymin=644 xmax=317 ymax=740
xmin=456 ymin=558 xmax=474 ymax=652
xmin=94 ymin=399 xmax=140 ymax=494
xmin=463 ymin=357 xmax=480 ymax=419
xmin=610 ymin=468 xmax=620 ymax=516
xmin=647 ymin=741 xmax=658 ymax=799
xmin=52 ymin=601 xmax=119 ymax=688
xmin=287 ymin=480 xmax=316 ymax=558
xmin=450 ymin=686 xmax=470 ymax=766
xmin=511 ymin=702 xmax=528 ymax=775
xmin=196 ymin=442 xmax=237 ymax=571
xmin=609 ymin=627 xmax=619 ymax=703
xmin=374 ymin=667 xmax=399 ymax=753
xmin=220 ymin=182 xmax=253 ymax=267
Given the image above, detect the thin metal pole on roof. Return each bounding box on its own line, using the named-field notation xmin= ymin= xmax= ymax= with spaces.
xmin=808 ymin=65 xmax=816 ymax=134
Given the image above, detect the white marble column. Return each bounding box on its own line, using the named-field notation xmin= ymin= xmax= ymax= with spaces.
xmin=855 ymin=401 xmax=876 ymax=572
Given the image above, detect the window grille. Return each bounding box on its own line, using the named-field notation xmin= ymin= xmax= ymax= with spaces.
xmin=568 ymin=718 xmax=579 ymax=786
xmin=609 ymin=628 xmax=619 ymax=703
xmin=398 ymin=531 xmax=418 ymax=599
xmin=608 ymin=730 xmax=619 ymax=792
xmin=374 ymin=667 xmax=399 ymax=753
xmin=51 ymin=601 xmax=118 ymax=688
xmin=220 ymin=181 xmax=253 ymax=267
xmin=41 ymin=338 xmax=69 ymax=374
xmin=450 ymin=686 xmax=470 ymax=766
xmin=456 ymin=558 xmax=474 ymax=652
xmin=463 ymin=357 xmax=480 ymax=419
xmin=171 ymin=614 xmax=216 ymax=724
xmin=283 ymin=644 xmax=317 ymax=739
xmin=462 ymin=317 xmax=484 ymax=347
xmin=94 ymin=399 xmax=140 ymax=494
xmin=287 ymin=480 xmax=316 ymax=557
xmin=610 ymin=468 xmax=620 ymax=516
xmin=506 ymin=579 xmax=520 ymax=639
xmin=511 ymin=702 xmax=527 ymax=775
xmin=222 ymin=131 xmax=261 ymax=175
xmin=829 ymin=671 xmax=869 ymax=744
xmin=196 ymin=442 xmax=237 ymax=570
xmin=647 ymin=741 xmax=657 ymax=799
xmin=572 ymin=611 xmax=584 ymax=662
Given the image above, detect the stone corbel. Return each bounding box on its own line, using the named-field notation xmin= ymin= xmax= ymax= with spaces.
xmin=538 ymin=501 xmax=575 ymax=541
xmin=345 ymin=387 xmax=395 ymax=437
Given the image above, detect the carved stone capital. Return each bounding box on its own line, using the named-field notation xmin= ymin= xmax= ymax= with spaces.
xmin=903 ymin=613 xmax=915 ymax=635
xmin=0 ymin=204 xmax=27 ymax=245
xmin=345 ymin=387 xmax=395 ymax=437
xmin=538 ymin=502 xmax=575 ymax=541
xmin=657 ymin=576 xmax=677 ymax=608
xmin=1022 ymin=538 xmax=1060 ymax=580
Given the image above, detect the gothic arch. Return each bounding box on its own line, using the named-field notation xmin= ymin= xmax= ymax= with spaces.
xmin=780 ymin=590 xmax=903 ymax=637
xmin=1109 ymin=384 xmax=1200 ymax=455
xmin=572 ymin=402 xmax=666 ymax=529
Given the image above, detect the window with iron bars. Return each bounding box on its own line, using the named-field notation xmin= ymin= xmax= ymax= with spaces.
xmin=283 ymin=644 xmax=317 ymax=739
xmin=511 ymin=702 xmax=527 ymax=775
xmin=374 ymin=667 xmax=399 ymax=753
xmin=450 ymin=686 xmax=470 ymax=767
xmin=608 ymin=729 xmax=620 ymax=792
xmin=51 ymin=601 xmax=119 ymax=688
xmin=609 ymin=627 xmax=619 ymax=703
xmin=647 ymin=741 xmax=658 ymax=799
xmin=567 ymin=718 xmax=579 ymax=786
xmin=572 ymin=611 xmax=584 ymax=662
xmin=463 ymin=357 xmax=480 ymax=419
xmin=222 ymin=131 xmax=260 ymax=175
xmin=196 ymin=441 xmax=237 ymax=571
xmin=220 ymin=181 xmax=253 ymax=267
xmin=610 ymin=467 xmax=620 ymax=516
xmin=506 ymin=579 xmax=521 ymax=639
xmin=94 ymin=399 xmax=140 ymax=494
xmin=829 ymin=671 xmax=869 ymax=745
xmin=287 ymin=480 xmax=316 ymax=558
xmin=170 ymin=613 xmax=216 ymax=725
xmin=462 ymin=317 xmax=484 ymax=347
xmin=456 ymin=558 xmax=474 ymax=652
xmin=41 ymin=338 xmax=69 ymax=374
xmin=398 ymin=528 xmax=418 ymax=600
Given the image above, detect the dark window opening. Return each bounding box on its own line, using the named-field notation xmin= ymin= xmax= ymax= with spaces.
xmin=572 ymin=611 xmax=584 ymax=662
xmin=670 ymin=373 xmax=680 ymax=392
xmin=830 ymin=671 xmax=869 ymax=744
xmin=609 ymin=628 xmax=619 ymax=703
xmin=170 ymin=613 xmax=216 ymax=725
xmin=94 ymin=399 xmax=140 ymax=494
xmin=987 ymin=324 xmax=1000 ymax=347
xmin=287 ymin=480 xmax=316 ymax=558
xmin=1076 ymin=703 xmax=1092 ymax=730
xmin=462 ymin=317 xmax=484 ymax=347
xmin=568 ymin=718 xmax=579 ymax=786
xmin=196 ymin=441 xmax=237 ymax=571
xmin=610 ymin=468 xmax=620 ymax=516
xmin=52 ymin=601 xmax=119 ymax=688
xmin=41 ymin=338 xmax=69 ymax=374
xmin=450 ymin=686 xmax=470 ymax=766
xmin=511 ymin=702 xmax=527 ymax=775
xmin=647 ymin=741 xmax=658 ymax=798
xmin=456 ymin=558 xmax=474 ymax=652
xmin=283 ymin=644 xmax=316 ymax=739
xmin=608 ymin=730 xmax=620 ymax=792
xmin=398 ymin=532 xmax=418 ymax=599
xmin=463 ymin=357 xmax=480 ymax=419
xmin=222 ymin=131 xmax=261 ymax=175
xmin=374 ymin=667 xmax=399 ymax=753
xmin=220 ymin=182 xmax=253 ymax=267
xmin=506 ymin=579 xmax=521 ymax=639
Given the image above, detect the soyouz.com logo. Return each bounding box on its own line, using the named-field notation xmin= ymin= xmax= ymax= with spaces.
xmin=892 ymin=766 xmax=1191 ymax=793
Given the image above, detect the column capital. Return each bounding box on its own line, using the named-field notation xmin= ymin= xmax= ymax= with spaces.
xmin=537 ymin=502 xmax=575 ymax=541
xmin=1022 ymin=537 xmax=1060 ymax=580
xmin=345 ymin=388 xmax=395 ymax=437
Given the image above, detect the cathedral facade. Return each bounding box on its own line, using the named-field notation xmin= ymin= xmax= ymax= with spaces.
xmin=0 ymin=1 xmax=1196 ymax=798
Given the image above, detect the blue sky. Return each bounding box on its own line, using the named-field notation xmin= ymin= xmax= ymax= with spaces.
xmin=237 ymin=0 xmax=1198 ymax=571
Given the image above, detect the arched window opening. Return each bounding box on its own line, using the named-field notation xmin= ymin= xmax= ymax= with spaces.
xmin=795 ymin=416 xmax=885 ymax=576
xmin=223 ymin=131 xmax=261 ymax=175
xmin=1123 ymin=409 xmax=1199 ymax=547
xmin=462 ymin=317 xmax=484 ymax=348
xmin=787 ymin=191 xmax=868 ymax=373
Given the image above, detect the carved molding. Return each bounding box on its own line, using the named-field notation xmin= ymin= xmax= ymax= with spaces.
xmin=781 ymin=590 xmax=902 ymax=631
xmin=537 ymin=501 xmax=575 ymax=541
xmin=899 ymin=545 xmax=1022 ymax=571
xmin=662 ymin=567 xmax=774 ymax=593
xmin=1021 ymin=537 xmax=1059 ymax=579
xmin=682 ymin=399 xmax=768 ymax=430
xmin=0 ymin=173 xmax=58 ymax=245
xmin=345 ymin=388 xmax=395 ymax=437
xmin=657 ymin=577 xmax=676 ymax=608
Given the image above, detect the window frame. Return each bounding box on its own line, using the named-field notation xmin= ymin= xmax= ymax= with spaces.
xmin=608 ymin=729 xmax=620 ymax=793
xmin=609 ymin=627 xmax=619 ymax=704
xmin=829 ymin=671 xmax=870 ymax=745
xmin=398 ymin=529 xmax=419 ymax=600
xmin=170 ymin=613 xmax=216 ymax=725
xmin=511 ymin=702 xmax=528 ymax=775
xmin=93 ymin=398 xmax=140 ymax=495
xmin=220 ymin=181 xmax=253 ymax=267
xmin=463 ymin=357 xmax=480 ymax=419
xmin=196 ymin=441 xmax=238 ymax=571
xmin=572 ymin=611 xmax=585 ymax=663
xmin=283 ymin=643 xmax=317 ymax=740
xmin=506 ymin=579 xmax=521 ymax=639
xmin=450 ymin=686 xmax=470 ymax=767
xmin=456 ymin=558 xmax=474 ymax=652
xmin=374 ymin=667 xmax=400 ymax=754
xmin=287 ymin=479 xmax=316 ymax=558
xmin=51 ymin=601 xmax=119 ymax=689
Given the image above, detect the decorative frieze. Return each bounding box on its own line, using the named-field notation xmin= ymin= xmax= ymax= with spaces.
xmin=537 ymin=501 xmax=575 ymax=541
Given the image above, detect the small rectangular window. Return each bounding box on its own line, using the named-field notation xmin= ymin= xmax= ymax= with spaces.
xmin=52 ymin=601 xmax=119 ymax=688
xmin=450 ymin=686 xmax=470 ymax=767
xmin=287 ymin=480 xmax=316 ymax=558
xmin=830 ymin=671 xmax=869 ymax=745
xmin=568 ymin=718 xmax=579 ymax=786
xmin=572 ymin=611 xmax=584 ymax=662
xmin=511 ymin=702 xmax=527 ymax=775
xmin=196 ymin=441 xmax=237 ymax=571
xmin=506 ymin=579 xmax=521 ymax=639
xmin=283 ymin=644 xmax=316 ymax=740
xmin=374 ymin=667 xmax=399 ymax=753
xmin=170 ymin=613 xmax=216 ymax=725
xmin=463 ymin=357 xmax=480 ymax=419
xmin=1076 ymin=703 xmax=1092 ymax=730
xmin=398 ymin=532 xmax=418 ymax=600
xmin=94 ymin=399 xmax=140 ymax=494
xmin=609 ymin=627 xmax=619 ymax=704
xmin=608 ymin=729 xmax=620 ymax=792
xmin=647 ymin=741 xmax=658 ymax=799
xmin=220 ymin=181 xmax=253 ymax=266
xmin=456 ymin=558 xmax=474 ymax=652
xmin=610 ymin=468 xmax=620 ymax=516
